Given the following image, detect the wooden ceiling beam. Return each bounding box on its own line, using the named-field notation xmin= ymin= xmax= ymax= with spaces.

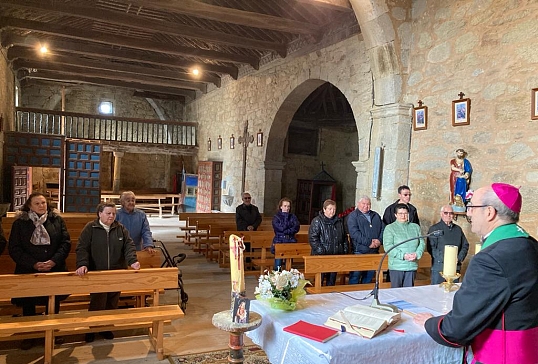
xmin=294 ymin=0 xmax=353 ymax=12
xmin=3 ymin=34 xmax=237 ymax=80
xmin=0 ymin=0 xmax=287 ymax=57
xmin=128 ymin=0 xmax=321 ymax=35
xmin=18 ymin=70 xmax=197 ymax=99
xmin=1 ymin=17 xmax=260 ymax=69
xmin=8 ymin=47 xmax=220 ymax=88
xmin=14 ymin=59 xmax=207 ymax=93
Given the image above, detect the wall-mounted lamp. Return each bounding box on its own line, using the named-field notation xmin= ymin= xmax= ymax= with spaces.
xmin=207 ymin=137 xmax=211 ymax=151
xmin=217 ymin=135 xmax=222 ymax=149
xmin=230 ymin=134 xmax=235 ymax=149
xmin=256 ymin=129 xmax=263 ymax=147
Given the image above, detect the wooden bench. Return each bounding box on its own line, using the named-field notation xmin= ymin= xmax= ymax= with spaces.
xmin=0 ymin=268 xmax=182 ymax=363
xmin=102 ymin=193 xmax=180 ymax=217
xmin=0 ymin=249 xmax=165 ymax=314
xmin=274 ymin=242 xmax=312 ymax=271
xmin=303 ymin=252 xmax=432 ymax=294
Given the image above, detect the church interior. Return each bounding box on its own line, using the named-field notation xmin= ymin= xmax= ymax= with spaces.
xmin=0 ymin=0 xmax=537 ymax=362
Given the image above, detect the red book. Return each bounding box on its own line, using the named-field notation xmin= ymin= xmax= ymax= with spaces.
xmin=283 ymin=320 xmax=339 ymax=343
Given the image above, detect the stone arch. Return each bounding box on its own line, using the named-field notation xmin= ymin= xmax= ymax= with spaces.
xmin=263 ymin=79 xmax=360 ymax=211
xmin=349 ymin=0 xmax=405 ymax=105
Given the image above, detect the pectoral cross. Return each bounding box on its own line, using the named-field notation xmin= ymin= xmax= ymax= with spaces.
xmin=237 ymin=120 xmax=254 ymax=193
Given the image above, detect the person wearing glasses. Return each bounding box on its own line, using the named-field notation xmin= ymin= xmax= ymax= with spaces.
xmin=427 ymin=205 xmax=469 ymax=284
xmin=414 ymin=183 xmax=538 ymax=364
xmin=382 ymin=203 xmax=425 ymax=288
xmin=382 ymin=185 xmax=420 ymax=225
xmin=235 ymin=192 xmax=262 ymax=231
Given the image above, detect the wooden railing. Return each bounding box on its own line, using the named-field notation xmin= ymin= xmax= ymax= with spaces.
xmin=15 ymin=107 xmax=197 ymax=146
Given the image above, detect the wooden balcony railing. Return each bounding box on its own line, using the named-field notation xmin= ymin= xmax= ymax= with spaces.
xmin=15 ymin=107 xmax=197 ymax=146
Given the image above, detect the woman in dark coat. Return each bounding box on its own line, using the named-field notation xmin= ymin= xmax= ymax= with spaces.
xmin=8 ymin=192 xmax=71 ymax=349
xmin=271 ymin=197 xmax=300 ymax=271
xmin=308 ymin=199 xmax=348 ymax=286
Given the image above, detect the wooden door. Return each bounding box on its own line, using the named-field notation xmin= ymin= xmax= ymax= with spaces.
xmin=64 ymin=140 xmax=101 ymax=212
xmin=12 ymin=166 xmax=31 ymax=211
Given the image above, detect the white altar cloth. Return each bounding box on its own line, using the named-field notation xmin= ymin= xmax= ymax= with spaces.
xmin=246 ymin=284 xmax=463 ymax=364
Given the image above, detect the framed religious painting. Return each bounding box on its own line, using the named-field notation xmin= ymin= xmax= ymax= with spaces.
xmin=452 ymin=97 xmax=471 ymax=126
xmin=532 ymin=88 xmax=538 ymax=120
xmin=413 ymin=105 xmax=428 ymax=131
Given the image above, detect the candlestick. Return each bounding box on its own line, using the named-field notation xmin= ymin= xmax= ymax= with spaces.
xmin=443 ymin=245 xmax=458 ymax=277
xmin=439 ymin=272 xmax=461 ymax=292
xmin=475 ymin=243 xmax=482 ymax=254
xmin=229 ymin=234 xmax=246 ymax=294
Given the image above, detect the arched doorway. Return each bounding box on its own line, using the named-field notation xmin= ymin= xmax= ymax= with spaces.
xmin=263 ymin=80 xmax=357 ymax=217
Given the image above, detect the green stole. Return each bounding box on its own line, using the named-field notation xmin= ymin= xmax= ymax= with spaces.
xmin=482 ymin=223 xmax=529 ymax=250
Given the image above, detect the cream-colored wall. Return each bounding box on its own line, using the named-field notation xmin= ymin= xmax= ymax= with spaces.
xmin=187 ymin=36 xmax=373 ymax=213
xmin=404 ymin=0 xmax=538 ymax=238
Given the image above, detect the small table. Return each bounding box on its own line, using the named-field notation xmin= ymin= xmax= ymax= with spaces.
xmin=212 ymin=310 xmax=262 ymax=363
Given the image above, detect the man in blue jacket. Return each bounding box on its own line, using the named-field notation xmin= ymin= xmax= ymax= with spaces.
xmin=116 ymin=191 xmax=155 ymax=253
xmin=347 ymin=196 xmax=384 ymax=284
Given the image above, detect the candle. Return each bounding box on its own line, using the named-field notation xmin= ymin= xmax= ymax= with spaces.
xmin=443 ymin=245 xmax=458 ymax=277
xmin=475 ymin=243 xmax=482 ymax=254
xmin=229 ymin=234 xmax=245 ymax=294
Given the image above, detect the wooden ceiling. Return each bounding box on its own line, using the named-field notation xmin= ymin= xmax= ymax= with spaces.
xmin=0 ymin=0 xmax=359 ymax=102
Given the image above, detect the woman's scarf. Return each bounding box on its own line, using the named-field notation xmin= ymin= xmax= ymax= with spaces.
xmin=28 ymin=211 xmax=51 ymax=246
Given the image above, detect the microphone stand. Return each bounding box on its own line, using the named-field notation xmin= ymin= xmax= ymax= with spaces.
xmin=370 ymin=230 xmax=443 ymax=312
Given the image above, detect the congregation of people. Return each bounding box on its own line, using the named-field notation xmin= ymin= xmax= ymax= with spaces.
xmin=4 ymin=191 xmax=150 ymax=349
xmin=2 ymin=177 xmax=537 ymax=363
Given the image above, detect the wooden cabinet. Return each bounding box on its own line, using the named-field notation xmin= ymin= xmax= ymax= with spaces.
xmin=196 ymin=161 xmax=222 ymax=212
xmin=295 ymin=179 xmax=336 ymax=224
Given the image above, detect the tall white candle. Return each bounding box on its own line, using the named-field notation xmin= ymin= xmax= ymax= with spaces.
xmin=475 ymin=243 xmax=482 ymax=254
xmin=229 ymin=234 xmax=245 ymax=293
xmin=443 ymin=245 xmax=458 ymax=276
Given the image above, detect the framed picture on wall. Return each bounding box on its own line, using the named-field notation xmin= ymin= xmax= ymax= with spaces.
xmin=532 ymin=88 xmax=538 ymax=120
xmin=452 ymin=98 xmax=471 ymax=126
xmin=413 ymin=105 xmax=428 ymax=131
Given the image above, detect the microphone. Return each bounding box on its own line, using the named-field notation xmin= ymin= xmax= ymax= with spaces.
xmin=370 ymin=230 xmax=444 ymax=312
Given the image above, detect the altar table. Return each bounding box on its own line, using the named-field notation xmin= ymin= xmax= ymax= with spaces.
xmin=246 ymin=284 xmax=463 ymax=364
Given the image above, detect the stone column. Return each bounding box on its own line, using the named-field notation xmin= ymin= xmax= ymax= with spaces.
xmin=262 ymin=161 xmax=286 ymax=214
xmin=112 ymin=151 xmax=124 ymax=193
xmin=369 ymin=103 xmax=413 ymax=209
xmin=351 ymin=160 xmax=369 ymax=202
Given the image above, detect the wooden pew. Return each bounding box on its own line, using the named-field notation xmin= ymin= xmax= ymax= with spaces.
xmin=274 ymin=242 xmax=312 ymax=271
xmin=0 ymin=268 xmax=182 ymax=363
xmin=303 ymin=252 xmax=432 ymax=294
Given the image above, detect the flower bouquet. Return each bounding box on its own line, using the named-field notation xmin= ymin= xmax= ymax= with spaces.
xmin=254 ymin=269 xmax=310 ymax=311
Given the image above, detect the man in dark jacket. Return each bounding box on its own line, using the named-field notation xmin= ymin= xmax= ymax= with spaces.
xmin=76 ymin=202 xmax=140 ymax=343
xmin=347 ymin=196 xmax=384 ymax=284
xmin=427 ymin=205 xmax=469 ymax=284
xmin=414 ymin=183 xmax=538 ymax=364
xmin=308 ymin=199 xmax=348 ymax=286
xmin=382 ymin=185 xmax=420 ymax=225
xmin=235 ymin=192 xmax=262 ymax=231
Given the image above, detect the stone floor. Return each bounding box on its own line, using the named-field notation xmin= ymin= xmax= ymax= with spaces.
xmin=0 ymin=215 xmax=260 ymax=364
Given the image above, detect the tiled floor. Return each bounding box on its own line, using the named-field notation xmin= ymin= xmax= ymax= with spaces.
xmin=0 ymin=215 xmax=260 ymax=363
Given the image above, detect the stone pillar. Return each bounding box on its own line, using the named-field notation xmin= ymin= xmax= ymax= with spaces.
xmin=112 ymin=151 xmax=124 ymax=193
xmin=351 ymin=160 xmax=369 ymax=202
xmin=369 ymin=103 xmax=413 ymax=209
xmin=262 ymin=161 xmax=286 ymax=214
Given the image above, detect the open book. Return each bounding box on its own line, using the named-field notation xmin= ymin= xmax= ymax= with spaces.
xmin=324 ymin=304 xmax=401 ymax=339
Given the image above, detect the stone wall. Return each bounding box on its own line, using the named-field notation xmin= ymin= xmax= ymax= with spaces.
xmin=20 ymin=82 xmax=184 ymax=120
xmin=187 ymin=35 xmax=374 ymax=213
xmin=282 ymin=127 xmax=358 ymax=215
xmin=0 ymin=50 xmax=15 ymax=200
xmin=405 ymin=0 xmax=538 ymax=238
